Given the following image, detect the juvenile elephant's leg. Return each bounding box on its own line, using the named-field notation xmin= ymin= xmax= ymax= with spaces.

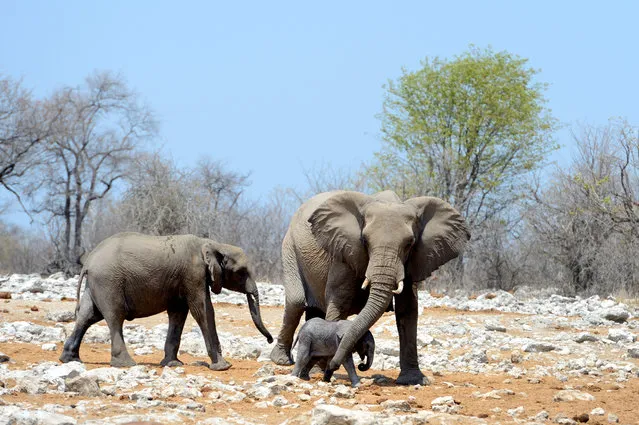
xmin=105 ymin=317 xmax=136 ymax=367
xmin=271 ymin=246 xmax=305 ymax=365
xmin=60 ymin=289 xmax=103 ymax=363
xmin=394 ymin=280 xmax=426 ymax=385
xmin=341 ymin=355 xmax=361 ymax=388
xmin=299 ymin=357 xmax=319 ymax=380
xmin=322 ymin=356 xmax=335 ymax=382
xmin=161 ymin=303 xmax=188 ymax=367
xmin=324 ymin=262 xmax=357 ymax=321
xmin=187 ymin=291 xmax=231 ymax=371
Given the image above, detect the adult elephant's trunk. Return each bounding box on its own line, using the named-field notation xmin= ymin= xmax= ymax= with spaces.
xmin=245 ymin=279 xmax=274 ymax=343
xmin=331 ymin=284 xmax=392 ymax=370
xmin=330 ymin=251 xmax=403 ymax=371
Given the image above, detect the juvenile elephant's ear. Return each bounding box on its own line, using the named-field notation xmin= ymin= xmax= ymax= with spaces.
xmin=308 ymin=192 xmax=370 ymax=271
xmin=201 ymin=243 xmax=223 ymax=294
xmin=405 ymin=197 xmax=470 ymax=282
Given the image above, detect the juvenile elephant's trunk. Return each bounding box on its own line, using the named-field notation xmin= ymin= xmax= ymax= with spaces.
xmin=358 ymin=344 xmax=374 ymax=371
xmin=245 ymin=279 xmax=274 ymax=343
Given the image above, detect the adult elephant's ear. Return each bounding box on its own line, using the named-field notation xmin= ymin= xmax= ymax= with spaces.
xmin=405 ymin=197 xmax=470 ymax=282
xmin=201 ymin=243 xmax=223 ymax=294
xmin=308 ymin=192 xmax=370 ymax=272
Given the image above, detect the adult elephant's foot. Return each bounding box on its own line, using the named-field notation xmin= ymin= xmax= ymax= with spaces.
xmin=209 ymin=358 xmax=232 ymax=371
xmin=160 ymin=358 xmax=184 ymax=367
xmin=270 ymin=343 xmax=293 ymax=365
xmin=110 ymin=356 xmax=137 ymax=368
xmin=396 ymin=368 xmax=430 ymax=386
xmin=59 ymin=351 xmax=81 ymax=363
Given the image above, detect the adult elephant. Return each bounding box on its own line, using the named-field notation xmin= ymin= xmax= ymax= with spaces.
xmin=270 ymin=191 xmax=469 ymax=385
xmin=60 ymin=232 xmax=273 ymax=370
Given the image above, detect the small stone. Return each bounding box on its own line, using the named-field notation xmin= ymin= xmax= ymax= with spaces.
xmin=523 ymin=342 xmax=557 ymax=353
xmin=590 ymin=407 xmax=605 ymax=416
xmin=0 ymin=292 xmax=10 ymax=299
xmin=535 ymin=410 xmax=549 ymax=421
xmin=380 ymin=399 xmax=412 ymax=412
xmin=603 ymin=309 xmax=630 ymax=323
xmin=30 ymin=305 xmax=39 ymax=311
xmin=607 ymin=413 xmax=619 ymax=423
xmin=65 ymin=375 xmax=102 ymax=397
xmin=553 ymin=390 xmax=595 ymax=402
xmin=485 ymin=322 xmax=507 ymax=332
xmin=46 ymin=311 xmax=75 ymax=322
xmin=0 ymin=353 xmax=9 ymax=363
xmin=332 ymin=385 xmax=354 ymax=399
xmin=431 ymin=395 xmax=460 ymax=414
xmin=572 ymin=413 xmax=589 ymax=423
xmin=475 ymin=388 xmax=514 ymax=399
xmin=575 ymin=333 xmax=599 ymax=343
xmin=628 ymin=348 xmax=639 ymax=359
xmin=507 ymin=406 xmax=524 ymax=417
xmin=42 ymin=343 xmax=57 ymax=351
xmin=133 ymin=346 xmax=153 ymax=356
xmin=298 ymin=394 xmax=311 ymax=402
xmin=555 ymin=414 xmax=577 ymax=425
xmin=511 ymin=350 xmax=523 ymax=363
xmin=253 ymin=363 xmax=275 ymax=377
xmin=607 ymin=329 xmax=634 ymax=343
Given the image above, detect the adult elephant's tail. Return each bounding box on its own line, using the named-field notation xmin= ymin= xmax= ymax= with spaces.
xmin=74 ymin=269 xmax=87 ymax=318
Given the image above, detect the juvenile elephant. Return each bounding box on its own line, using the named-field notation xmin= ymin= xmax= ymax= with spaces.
xmin=270 ymin=190 xmax=469 ymax=385
xmin=291 ymin=318 xmax=374 ymax=387
xmin=60 ymin=232 xmax=273 ymax=370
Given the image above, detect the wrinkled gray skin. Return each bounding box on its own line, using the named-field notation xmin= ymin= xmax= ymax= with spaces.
xmin=291 ymin=318 xmax=374 ymax=387
xmin=270 ymin=190 xmax=469 ymax=385
xmin=60 ymin=232 xmax=273 ymax=370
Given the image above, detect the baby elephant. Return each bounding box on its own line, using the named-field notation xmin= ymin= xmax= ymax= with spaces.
xmin=291 ymin=318 xmax=374 ymax=387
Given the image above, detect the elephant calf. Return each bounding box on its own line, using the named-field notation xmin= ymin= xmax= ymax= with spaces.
xmin=291 ymin=318 xmax=374 ymax=387
xmin=59 ymin=232 xmax=273 ymax=370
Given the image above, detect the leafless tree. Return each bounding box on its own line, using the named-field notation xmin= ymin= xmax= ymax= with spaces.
xmin=26 ymin=71 xmax=157 ymax=274
xmin=527 ymin=120 xmax=639 ymax=295
xmin=121 ymin=152 xmax=188 ymax=236
xmin=0 ymin=75 xmax=56 ymax=215
xmin=0 ymin=221 xmax=52 ymax=274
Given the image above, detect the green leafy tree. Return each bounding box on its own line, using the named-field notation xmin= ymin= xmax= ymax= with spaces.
xmin=366 ymin=46 xmax=558 ymax=228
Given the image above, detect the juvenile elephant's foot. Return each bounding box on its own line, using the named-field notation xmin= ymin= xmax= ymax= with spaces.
xmin=396 ymin=368 xmax=429 ymax=386
xmin=110 ymin=356 xmax=137 ymax=368
xmin=59 ymin=351 xmax=81 ymax=364
xmin=160 ymin=358 xmax=184 ymax=367
xmin=350 ymin=379 xmax=361 ymax=388
xmin=209 ymin=358 xmax=232 ymax=371
xmin=270 ymin=343 xmax=293 ymax=365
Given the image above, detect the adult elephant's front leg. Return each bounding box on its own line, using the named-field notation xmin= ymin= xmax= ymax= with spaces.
xmin=187 ymin=291 xmax=231 ymax=371
xmin=394 ymin=278 xmax=427 ymax=385
xmin=324 ymin=261 xmax=357 ymax=321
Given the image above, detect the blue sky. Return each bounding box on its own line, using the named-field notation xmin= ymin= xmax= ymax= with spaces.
xmin=3 ymin=1 xmax=639 ymax=223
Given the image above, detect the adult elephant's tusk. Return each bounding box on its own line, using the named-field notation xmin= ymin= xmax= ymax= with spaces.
xmin=392 ymin=280 xmax=404 ymax=294
xmin=361 ymin=277 xmax=370 ymax=290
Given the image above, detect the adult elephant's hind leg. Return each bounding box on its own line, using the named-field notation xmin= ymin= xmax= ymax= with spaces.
xmin=394 ymin=279 xmax=427 ymax=385
xmin=60 ymin=289 xmax=103 ymax=363
xmin=106 ymin=316 xmax=136 ymax=367
xmin=271 ymin=243 xmax=305 ymax=365
xmin=161 ymin=302 xmax=188 ymax=367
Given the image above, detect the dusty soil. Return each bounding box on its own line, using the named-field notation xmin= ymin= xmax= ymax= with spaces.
xmin=1 ymin=298 xmax=639 ymax=424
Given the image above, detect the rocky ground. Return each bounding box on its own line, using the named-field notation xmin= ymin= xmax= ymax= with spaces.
xmin=0 ymin=274 xmax=638 ymax=424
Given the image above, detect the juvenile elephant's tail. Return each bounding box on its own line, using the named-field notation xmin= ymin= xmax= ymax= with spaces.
xmin=292 ymin=333 xmax=300 ymax=350
xmin=74 ymin=268 xmax=87 ymax=319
